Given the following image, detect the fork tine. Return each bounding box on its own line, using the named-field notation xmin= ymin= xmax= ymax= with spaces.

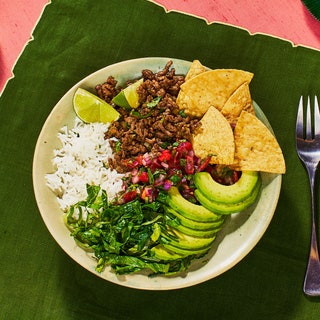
xmin=296 ymin=96 xmax=304 ymax=139
xmin=314 ymin=96 xmax=320 ymax=138
xmin=306 ymin=96 xmax=312 ymax=140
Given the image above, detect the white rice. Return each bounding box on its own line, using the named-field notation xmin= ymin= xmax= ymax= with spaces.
xmin=45 ymin=118 xmax=124 ymax=211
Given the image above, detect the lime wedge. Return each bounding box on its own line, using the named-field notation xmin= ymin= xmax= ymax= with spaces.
xmin=73 ymin=88 xmax=120 ymax=123
xmin=112 ymin=78 xmax=143 ymax=109
xmin=112 ymin=91 xmax=130 ymax=109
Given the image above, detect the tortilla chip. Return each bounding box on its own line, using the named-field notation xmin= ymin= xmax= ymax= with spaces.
xmin=221 ymin=82 xmax=255 ymax=125
xmin=177 ymin=69 xmax=254 ymax=118
xmin=176 ymin=90 xmax=202 ymax=118
xmin=232 ymin=111 xmax=286 ymax=173
xmin=192 ymin=106 xmax=234 ymax=165
xmin=185 ymin=60 xmax=207 ymax=81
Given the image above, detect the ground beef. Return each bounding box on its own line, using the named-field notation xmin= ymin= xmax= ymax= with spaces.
xmin=96 ymin=61 xmax=200 ymax=173
xmin=95 ymin=76 xmax=120 ymax=104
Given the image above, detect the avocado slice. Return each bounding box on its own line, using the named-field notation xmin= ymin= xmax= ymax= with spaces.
xmin=167 ymin=186 xmax=221 ymax=222
xmin=162 ymin=242 xmax=211 ymax=257
xmin=194 ymin=177 xmax=261 ymax=215
xmin=164 ymin=206 xmax=225 ymax=231
xmin=150 ymin=245 xmax=185 ymax=261
xmin=160 ymin=226 xmax=216 ymax=251
xmin=194 ymin=171 xmax=260 ymax=204
xmin=165 ymin=215 xmax=222 ymax=238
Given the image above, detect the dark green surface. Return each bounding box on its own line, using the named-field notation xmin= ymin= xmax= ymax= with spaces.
xmin=1 ymin=0 xmax=320 ymax=318
xmin=302 ymin=0 xmax=320 ymax=21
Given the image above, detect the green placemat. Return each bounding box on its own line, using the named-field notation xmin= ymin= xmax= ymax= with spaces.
xmin=1 ymin=0 xmax=320 ymax=319
xmin=302 ymin=0 xmax=320 ymax=21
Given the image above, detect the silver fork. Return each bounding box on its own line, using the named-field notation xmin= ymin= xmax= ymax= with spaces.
xmin=296 ymin=96 xmax=320 ymax=296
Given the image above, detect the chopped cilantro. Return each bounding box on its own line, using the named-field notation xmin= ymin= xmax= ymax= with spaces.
xmin=147 ymin=96 xmax=162 ymax=108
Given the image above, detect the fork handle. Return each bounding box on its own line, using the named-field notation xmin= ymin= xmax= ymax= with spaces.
xmin=303 ymin=164 xmax=320 ymax=296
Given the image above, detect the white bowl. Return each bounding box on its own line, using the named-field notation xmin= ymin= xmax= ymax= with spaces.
xmin=33 ymin=57 xmax=282 ymax=290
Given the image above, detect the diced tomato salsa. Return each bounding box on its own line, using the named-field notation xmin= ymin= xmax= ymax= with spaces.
xmin=117 ymin=140 xmax=240 ymax=204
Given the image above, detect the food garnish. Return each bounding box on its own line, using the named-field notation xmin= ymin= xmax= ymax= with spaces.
xmin=112 ymin=78 xmax=144 ymax=109
xmin=73 ymin=88 xmax=120 ymax=123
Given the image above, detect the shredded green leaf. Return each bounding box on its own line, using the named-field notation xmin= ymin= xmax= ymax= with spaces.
xmin=65 ymin=184 xmax=200 ymax=276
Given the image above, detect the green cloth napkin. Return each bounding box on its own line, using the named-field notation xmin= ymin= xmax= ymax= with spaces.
xmin=1 ymin=0 xmax=320 ymax=318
